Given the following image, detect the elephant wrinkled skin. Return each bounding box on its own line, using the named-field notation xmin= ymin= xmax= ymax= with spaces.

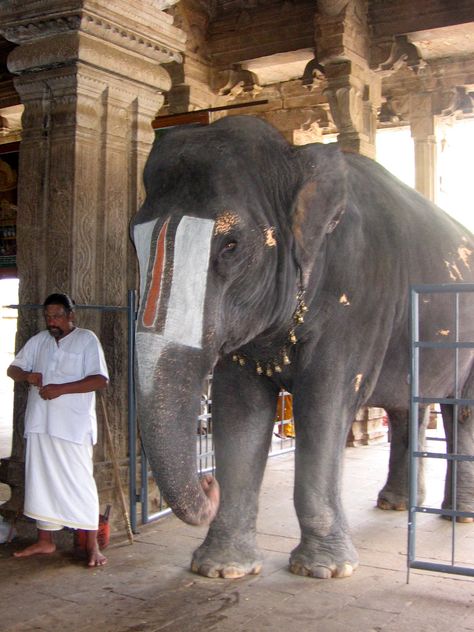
xmin=131 ymin=116 xmax=474 ymax=580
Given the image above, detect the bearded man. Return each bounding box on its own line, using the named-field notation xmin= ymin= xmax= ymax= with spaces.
xmin=7 ymin=293 xmax=109 ymax=567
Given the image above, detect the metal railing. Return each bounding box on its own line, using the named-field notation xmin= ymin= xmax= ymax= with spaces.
xmin=134 ymin=383 xmax=296 ymax=527
xmin=408 ymin=283 xmax=474 ymax=580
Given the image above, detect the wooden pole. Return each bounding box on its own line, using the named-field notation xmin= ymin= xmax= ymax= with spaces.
xmin=99 ymin=393 xmax=134 ymax=544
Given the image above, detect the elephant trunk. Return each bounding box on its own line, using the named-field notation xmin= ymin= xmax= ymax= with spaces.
xmin=135 ymin=334 xmax=219 ymax=526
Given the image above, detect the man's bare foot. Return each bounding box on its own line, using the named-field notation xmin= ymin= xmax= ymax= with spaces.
xmin=85 ymin=529 xmax=107 ymax=567
xmin=13 ymin=541 xmax=56 ymax=558
xmin=87 ymin=547 xmax=107 ymax=567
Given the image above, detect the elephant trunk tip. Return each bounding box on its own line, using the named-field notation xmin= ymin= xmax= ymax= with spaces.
xmin=174 ymin=474 xmax=220 ymax=526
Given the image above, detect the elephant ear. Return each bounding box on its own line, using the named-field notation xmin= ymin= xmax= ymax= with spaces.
xmin=291 ymin=142 xmax=348 ymax=284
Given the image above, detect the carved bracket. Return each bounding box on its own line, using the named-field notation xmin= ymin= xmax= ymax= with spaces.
xmin=437 ymin=86 xmax=474 ymax=117
xmin=378 ymin=35 xmax=426 ymax=76
xmin=212 ymin=64 xmax=262 ymax=100
xmin=301 ymin=56 xmax=326 ymax=89
xmin=379 ymin=94 xmax=410 ymax=124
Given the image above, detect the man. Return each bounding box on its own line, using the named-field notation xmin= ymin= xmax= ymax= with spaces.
xmin=7 ymin=293 xmax=109 ymax=567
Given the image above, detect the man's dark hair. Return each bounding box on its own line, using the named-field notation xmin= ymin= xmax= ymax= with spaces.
xmin=43 ymin=293 xmax=76 ymax=314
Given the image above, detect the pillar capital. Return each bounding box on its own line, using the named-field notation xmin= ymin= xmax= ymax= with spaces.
xmin=315 ymin=0 xmax=379 ymax=157
xmin=0 ymin=0 xmax=186 ymax=92
xmin=316 ymin=0 xmax=370 ymax=66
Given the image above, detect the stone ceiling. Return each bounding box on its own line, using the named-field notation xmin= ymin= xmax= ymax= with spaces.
xmin=201 ymin=0 xmax=474 ymax=87
xmin=0 ymin=0 xmax=473 ymax=117
xmin=410 ymin=23 xmax=474 ymax=61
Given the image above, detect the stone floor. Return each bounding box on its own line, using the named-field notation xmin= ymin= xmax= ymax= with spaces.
xmin=1 ymin=439 xmax=473 ymax=632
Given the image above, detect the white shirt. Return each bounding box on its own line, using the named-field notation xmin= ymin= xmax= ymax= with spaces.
xmin=11 ymin=327 xmax=109 ymax=445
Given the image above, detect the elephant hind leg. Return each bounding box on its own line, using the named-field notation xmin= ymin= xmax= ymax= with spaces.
xmin=377 ymin=407 xmax=428 ymax=511
xmin=441 ymin=365 xmax=474 ymax=522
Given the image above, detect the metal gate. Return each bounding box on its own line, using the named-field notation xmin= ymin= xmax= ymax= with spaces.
xmin=132 ymin=380 xmax=296 ymax=529
xmin=408 ymin=283 xmax=474 ymax=579
xmin=132 ymin=385 xmax=296 ymax=528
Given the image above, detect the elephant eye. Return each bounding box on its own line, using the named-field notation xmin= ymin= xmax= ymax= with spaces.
xmin=222 ymin=240 xmax=237 ymax=254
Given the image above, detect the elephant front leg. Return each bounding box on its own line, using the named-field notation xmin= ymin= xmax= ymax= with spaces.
xmin=191 ymin=360 xmax=278 ymax=578
xmin=289 ymin=392 xmax=359 ymax=579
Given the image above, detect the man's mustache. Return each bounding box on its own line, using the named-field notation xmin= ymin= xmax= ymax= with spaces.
xmin=47 ymin=326 xmax=63 ymax=336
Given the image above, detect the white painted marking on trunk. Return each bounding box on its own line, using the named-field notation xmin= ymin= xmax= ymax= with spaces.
xmin=133 ymin=219 xmax=158 ymax=300
xmin=136 ymin=332 xmax=168 ymax=396
xmin=164 ymin=216 xmax=215 ymax=348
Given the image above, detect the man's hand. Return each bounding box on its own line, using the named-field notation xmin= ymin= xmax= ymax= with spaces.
xmin=39 ymin=384 xmax=64 ymax=400
xmin=27 ymin=372 xmax=43 ymax=387
xmin=7 ymin=365 xmax=43 ymax=387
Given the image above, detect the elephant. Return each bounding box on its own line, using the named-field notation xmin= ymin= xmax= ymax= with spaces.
xmin=131 ymin=115 xmax=474 ymax=579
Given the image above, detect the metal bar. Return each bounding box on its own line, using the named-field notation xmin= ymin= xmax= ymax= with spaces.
xmin=414 ymin=341 xmax=474 ymax=349
xmin=141 ymin=444 xmax=149 ymax=524
xmin=6 ymin=302 xmax=129 ymax=312
xmin=451 ymin=291 xmax=460 ymax=565
xmin=412 ymin=506 xmax=474 ymax=519
xmin=413 ymin=451 xmax=474 ymax=462
xmin=409 ymin=561 xmax=474 ymax=577
xmin=146 ymin=507 xmax=173 ymax=523
xmin=197 ymin=450 xmax=215 ymax=460
xmin=127 ymin=290 xmax=138 ymax=533
xmin=268 ymin=446 xmax=295 ymax=458
xmin=410 ymin=283 xmax=474 ymax=294
xmin=414 ymin=396 xmax=474 ymax=405
xmin=407 ymin=287 xmax=420 ymax=584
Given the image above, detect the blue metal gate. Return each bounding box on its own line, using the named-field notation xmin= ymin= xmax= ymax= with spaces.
xmin=408 ymin=283 xmax=474 ymax=579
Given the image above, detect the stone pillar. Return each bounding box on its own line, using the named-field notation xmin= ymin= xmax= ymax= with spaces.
xmin=164 ymin=1 xmax=217 ymax=113
xmin=316 ymin=0 xmax=381 ymax=158
xmin=0 ymin=0 xmax=186 ymax=527
xmin=410 ymin=93 xmax=437 ymax=202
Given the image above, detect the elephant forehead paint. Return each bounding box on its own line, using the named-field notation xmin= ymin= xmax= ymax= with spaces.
xmin=134 ymin=215 xmax=215 ymax=348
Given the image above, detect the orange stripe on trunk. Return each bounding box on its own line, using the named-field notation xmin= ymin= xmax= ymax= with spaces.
xmin=143 ymin=219 xmax=169 ymax=328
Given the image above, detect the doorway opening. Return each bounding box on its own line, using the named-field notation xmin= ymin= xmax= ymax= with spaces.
xmin=0 ymin=277 xmax=18 ymax=504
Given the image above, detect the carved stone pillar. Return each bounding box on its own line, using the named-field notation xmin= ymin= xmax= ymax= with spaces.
xmin=410 ymin=93 xmax=437 ymax=202
xmin=316 ymin=0 xmax=381 ymax=157
xmin=0 ymin=0 xmax=186 ymax=526
xmin=165 ymin=0 xmax=217 ymax=113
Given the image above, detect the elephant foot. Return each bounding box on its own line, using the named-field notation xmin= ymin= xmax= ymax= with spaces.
xmin=377 ymin=489 xmax=408 ymax=511
xmin=441 ymin=514 xmax=474 ymax=523
xmin=377 ymin=497 xmax=407 ymax=511
xmin=191 ymin=541 xmax=263 ymax=579
xmin=441 ymin=502 xmax=474 ymax=523
xmin=289 ymin=541 xmax=359 ymax=579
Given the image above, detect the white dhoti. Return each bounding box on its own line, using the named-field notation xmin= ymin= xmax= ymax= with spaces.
xmin=24 ymin=433 xmax=99 ymax=531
